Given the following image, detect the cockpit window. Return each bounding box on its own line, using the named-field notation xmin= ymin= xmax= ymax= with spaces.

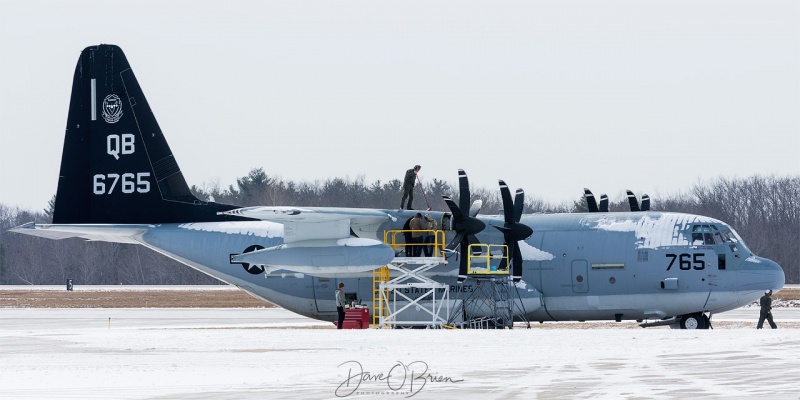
xmin=693 ymin=224 xmax=743 ymax=251
xmin=691 ymin=225 xmax=719 ymax=245
xmin=721 ymin=228 xmax=742 ymax=252
xmin=692 ymin=224 xmax=739 ymax=245
xmin=720 ymin=229 xmax=740 ymax=243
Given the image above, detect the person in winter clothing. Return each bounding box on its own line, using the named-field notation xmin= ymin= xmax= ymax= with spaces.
xmin=757 ymin=289 xmax=777 ymax=329
xmin=400 ymin=165 xmax=421 ymax=210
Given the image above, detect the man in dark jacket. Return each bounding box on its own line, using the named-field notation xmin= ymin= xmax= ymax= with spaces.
xmin=400 ymin=165 xmax=421 ymax=210
xmin=409 ymin=213 xmax=426 ymax=257
xmin=757 ymin=289 xmax=777 ymax=329
xmin=336 ymin=282 xmax=346 ymax=329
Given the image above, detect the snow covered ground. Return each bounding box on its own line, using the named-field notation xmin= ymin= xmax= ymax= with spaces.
xmin=1 ymin=307 xmax=799 ymax=399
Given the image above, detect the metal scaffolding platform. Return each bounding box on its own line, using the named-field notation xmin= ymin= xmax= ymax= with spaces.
xmin=447 ymin=244 xmax=531 ymax=329
xmin=374 ymin=256 xmax=450 ymax=329
xmin=372 ymin=229 xmax=450 ymax=329
xmin=448 ymin=277 xmax=530 ymax=329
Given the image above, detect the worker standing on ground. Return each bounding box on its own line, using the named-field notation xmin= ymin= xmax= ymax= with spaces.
xmin=335 ymin=282 xmax=346 ymax=329
xmin=757 ymin=289 xmax=777 ymax=329
xmin=400 ymin=165 xmax=421 ymax=210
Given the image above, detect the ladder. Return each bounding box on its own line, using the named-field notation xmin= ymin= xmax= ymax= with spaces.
xmin=371 ymin=266 xmax=390 ymax=327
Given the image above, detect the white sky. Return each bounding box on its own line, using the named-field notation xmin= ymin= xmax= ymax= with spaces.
xmin=1 ymin=0 xmax=798 ymax=212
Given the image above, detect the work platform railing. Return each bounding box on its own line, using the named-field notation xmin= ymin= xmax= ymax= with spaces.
xmin=372 ymin=229 xmax=449 ymax=328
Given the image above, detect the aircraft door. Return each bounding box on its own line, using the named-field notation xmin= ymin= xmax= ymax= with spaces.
xmin=571 ymin=260 xmax=589 ymax=293
xmin=313 ymin=277 xmax=338 ymax=313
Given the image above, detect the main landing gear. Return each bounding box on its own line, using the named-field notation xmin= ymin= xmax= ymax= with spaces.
xmin=640 ymin=312 xmax=713 ymax=329
xmin=678 ymin=312 xmax=712 ymax=330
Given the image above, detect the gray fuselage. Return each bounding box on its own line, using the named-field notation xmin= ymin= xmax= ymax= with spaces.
xmin=135 ymin=210 xmax=784 ymax=324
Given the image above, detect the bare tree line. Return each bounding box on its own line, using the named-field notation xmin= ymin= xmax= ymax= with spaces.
xmin=1 ymin=171 xmax=797 ymax=285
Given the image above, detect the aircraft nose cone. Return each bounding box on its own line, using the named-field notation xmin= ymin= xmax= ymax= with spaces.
xmin=760 ymin=257 xmax=786 ymax=291
xmin=737 ymin=255 xmax=785 ymax=305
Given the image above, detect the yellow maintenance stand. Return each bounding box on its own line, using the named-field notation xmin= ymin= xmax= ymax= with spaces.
xmin=446 ymin=243 xmax=531 ymax=329
xmin=371 ymin=229 xmax=449 ymax=329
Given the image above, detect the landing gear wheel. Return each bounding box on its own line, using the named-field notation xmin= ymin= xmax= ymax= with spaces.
xmin=680 ymin=313 xmax=709 ymax=330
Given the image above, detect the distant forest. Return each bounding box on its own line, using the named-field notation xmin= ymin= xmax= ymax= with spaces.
xmin=1 ymin=171 xmax=798 ymax=285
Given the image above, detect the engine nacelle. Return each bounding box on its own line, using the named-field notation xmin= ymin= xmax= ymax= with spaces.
xmin=230 ymin=238 xmax=394 ymax=276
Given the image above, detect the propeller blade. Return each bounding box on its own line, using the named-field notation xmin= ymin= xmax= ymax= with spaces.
xmin=512 ymin=244 xmax=523 ymax=282
xmin=599 ymin=194 xmax=609 ymax=212
xmin=458 ymin=169 xmax=470 ymax=213
xmin=641 ymin=194 xmax=651 ymax=211
xmin=458 ymin=240 xmax=469 ymax=282
xmin=442 ymin=196 xmax=464 ymax=222
xmin=627 ymin=190 xmax=641 ymax=212
xmin=469 ymin=199 xmax=482 ymax=218
xmin=584 ymin=188 xmax=599 ymax=212
xmin=446 ymin=231 xmax=464 ymax=252
xmin=513 ymin=189 xmax=525 ymax=222
xmin=499 ymin=180 xmax=514 ymax=223
xmin=467 ymin=234 xmax=482 ymax=254
xmin=498 ymin=244 xmax=509 ymax=270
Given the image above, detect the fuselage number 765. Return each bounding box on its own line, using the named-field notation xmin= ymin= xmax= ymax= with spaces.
xmin=666 ymin=253 xmax=705 ymax=271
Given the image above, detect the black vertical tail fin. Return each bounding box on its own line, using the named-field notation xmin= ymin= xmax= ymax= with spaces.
xmin=53 ymin=44 xmax=243 ymax=224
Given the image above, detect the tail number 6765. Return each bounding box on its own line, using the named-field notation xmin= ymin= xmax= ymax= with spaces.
xmin=93 ymin=172 xmax=151 ymax=194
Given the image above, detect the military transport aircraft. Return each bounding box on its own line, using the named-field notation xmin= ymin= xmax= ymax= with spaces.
xmin=12 ymin=45 xmax=785 ymax=329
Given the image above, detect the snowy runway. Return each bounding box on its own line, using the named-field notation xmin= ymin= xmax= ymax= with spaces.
xmin=1 ymin=307 xmax=799 ymax=399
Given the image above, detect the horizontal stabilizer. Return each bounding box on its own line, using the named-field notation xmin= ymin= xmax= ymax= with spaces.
xmin=10 ymin=222 xmax=148 ymax=244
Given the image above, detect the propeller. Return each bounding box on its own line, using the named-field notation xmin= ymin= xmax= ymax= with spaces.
xmin=598 ymin=194 xmax=609 ymax=212
xmin=442 ymin=169 xmax=486 ymax=282
xmin=626 ymin=190 xmax=651 ymax=212
xmin=585 ymin=189 xmax=609 ymax=213
xmin=493 ymin=180 xmax=534 ymax=282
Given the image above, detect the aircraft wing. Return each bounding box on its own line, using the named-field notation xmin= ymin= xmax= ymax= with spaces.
xmin=219 ymin=207 xmax=395 ymax=243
